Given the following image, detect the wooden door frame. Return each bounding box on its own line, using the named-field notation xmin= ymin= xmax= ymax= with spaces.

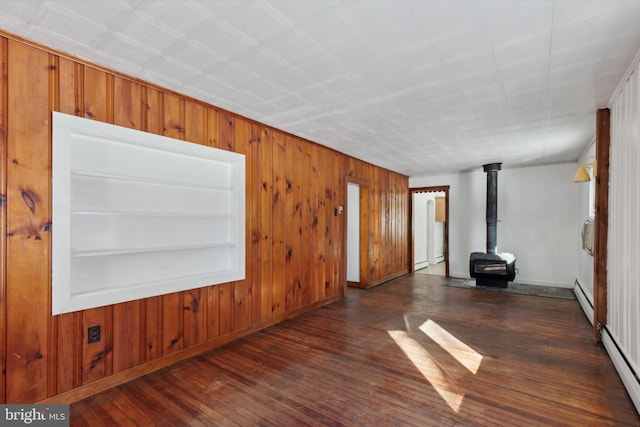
xmin=345 ymin=177 xmax=371 ymax=288
xmin=408 ymin=186 xmax=450 ymax=277
xmin=593 ymin=108 xmax=610 ymax=341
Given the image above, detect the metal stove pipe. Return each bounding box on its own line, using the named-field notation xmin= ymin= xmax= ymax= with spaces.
xmin=483 ymin=163 xmax=501 ymax=254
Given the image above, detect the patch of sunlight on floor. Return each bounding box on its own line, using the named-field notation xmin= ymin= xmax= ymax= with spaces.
xmin=419 ymin=319 xmax=483 ymax=375
xmin=388 ymin=330 xmax=464 ymax=412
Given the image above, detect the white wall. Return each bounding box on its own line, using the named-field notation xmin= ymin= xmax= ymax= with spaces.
xmin=576 ymin=140 xmax=596 ymax=303
xmin=347 ymin=183 xmax=360 ymax=282
xmin=413 ymin=192 xmax=429 ymax=269
xmin=413 ymin=192 xmax=445 ymax=269
xmin=410 ymin=163 xmax=580 ymax=287
xmin=433 ymin=220 xmax=445 ymax=262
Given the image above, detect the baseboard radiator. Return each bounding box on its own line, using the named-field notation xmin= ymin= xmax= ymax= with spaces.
xmin=574 ymin=279 xmax=638 ymax=413
xmin=573 ymin=279 xmax=594 ymax=325
xmin=601 ymin=326 xmax=640 ymax=414
xmin=605 ymin=52 xmax=640 ymax=415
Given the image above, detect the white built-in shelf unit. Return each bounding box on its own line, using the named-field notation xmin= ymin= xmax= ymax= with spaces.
xmin=52 ymin=112 xmax=245 ymax=314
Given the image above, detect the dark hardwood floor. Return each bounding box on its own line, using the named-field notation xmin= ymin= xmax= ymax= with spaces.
xmin=71 ymin=274 xmax=640 ymax=426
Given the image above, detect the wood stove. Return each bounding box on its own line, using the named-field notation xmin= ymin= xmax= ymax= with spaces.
xmin=469 ymin=163 xmax=516 ymax=288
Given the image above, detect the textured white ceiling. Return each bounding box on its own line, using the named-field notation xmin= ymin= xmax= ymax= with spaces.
xmin=2 ymin=0 xmax=639 ymax=176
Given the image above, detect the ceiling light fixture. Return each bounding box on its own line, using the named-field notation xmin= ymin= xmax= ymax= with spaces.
xmin=573 ymin=160 xmax=597 ymax=183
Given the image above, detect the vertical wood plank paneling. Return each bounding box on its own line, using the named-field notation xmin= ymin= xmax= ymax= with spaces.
xmin=47 ymin=53 xmax=59 ymax=398
xmin=182 ymin=288 xmax=204 ymax=348
xmin=206 ymin=285 xmax=219 ymax=341
xmin=328 ymin=153 xmax=346 ymax=296
xmin=394 ymin=175 xmax=400 ymax=275
xmin=205 ymin=107 xmax=220 ymax=341
xmin=389 ymin=176 xmax=395 ymax=276
xmin=163 ymin=93 xmax=184 ymax=139
xmin=145 ymin=296 xmax=163 ymax=362
xmin=182 ymin=101 xmax=206 ymax=348
xmin=184 ymin=100 xmax=205 ymax=145
xmin=219 ymin=112 xmax=235 ymax=152
xmin=5 ymin=41 xmax=51 ymax=403
xmin=113 ymin=76 xmax=143 ymax=131
xmin=313 ymin=146 xmax=327 ymax=302
xmin=310 ymin=146 xmax=322 ymax=302
xmin=395 ymin=177 xmax=402 ymax=273
xmin=326 ymin=150 xmax=337 ymax=297
xmin=383 ymin=172 xmax=389 ymax=278
xmin=162 ymin=292 xmax=183 ymax=355
xmin=271 ymin=131 xmax=286 ymax=318
xmin=111 ymin=76 xmax=144 ymax=374
xmin=360 ymin=181 xmax=370 ymax=287
xmin=398 ymin=176 xmax=404 ymax=273
xmin=338 ymin=155 xmax=347 ymax=296
xmin=391 ymin=177 xmax=397 ymax=274
xmin=81 ymin=307 xmax=107 ymax=384
xmin=1 ymin=34 xmax=409 ymax=403
xmin=284 ymin=135 xmax=296 ymax=311
xmin=292 ymin=139 xmax=303 ymax=308
xmin=71 ymin=63 xmax=85 ymax=388
xmin=218 ymin=112 xmax=235 ymax=335
xmin=260 ymin=128 xmax=273 ymax=321
xmin=329 ymin=152 xmax=338 ymax=297
xmin=112 ymin=299 xmax=143 ymax=374
xmin=233 ymin=117 xmax=252 ymax=331
xmin=54 ymin=311 xmax=74 ymax=393
xmin=368 ymin=163 xmax=377 ymax=281
xmin=56 ymin=55 xmax=77 ymax=118
xmin=206 ymin=108 xmax=219 ymax=148
xmin=326 ymin=151 xmax=338 ymax=298
xmin=384 ymin=174 xmax=396 ymax=277
xmin=400 ymin=177 xmax=405 ymax=272
xmin=218 ymin=283 xmax=234 ymax=335
xmin=301 ymin=142 xmax=313 ymax=306
xmin=80 ymin=66 xmax=110 ymax=384
xmin=205 ymin=108 xmax=220 ymax=340
xmin=378 ymin=169 xmax=385 ymax=280
xmin=0 ymin=36 xmax=7 ymax=404
xmin=371 ymin=166 xmax=381 ymax=281
xmin=344 ymin=159 xmax=409 ymax=287
xmin=249 ymin=124 xmax=262 ymax=324
xmin=398 ymin=177 xmax=404 ymax=272
xmin=144 ymin=87 xmax=164 ymax=361
xmin=83 ymin=67 xmax=108 ymax=121
xmin=161 ymin=94 xmax=185 ymax=355
xmin=145 ymin=87 xmax=163 ymax=136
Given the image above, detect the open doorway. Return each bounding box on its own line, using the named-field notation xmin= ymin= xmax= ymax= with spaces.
xmin=346 ymin=178 xmax=370 ymax=288
xmin=409 ymin=186 xmax=450 ymax=277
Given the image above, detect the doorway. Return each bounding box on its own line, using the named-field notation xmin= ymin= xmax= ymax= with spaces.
xmin=409 ymin=186 xmax=450 ymax=277
xmin=346 ymin=178 xmax=370 ymax=288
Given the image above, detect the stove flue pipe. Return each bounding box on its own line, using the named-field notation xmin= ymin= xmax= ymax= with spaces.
xmin=483 ymin=163 xmax=502 ymax=254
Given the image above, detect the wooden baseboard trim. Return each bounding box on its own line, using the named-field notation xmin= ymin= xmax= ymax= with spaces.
xmin=369 ymin=270 xmax=409 ymax=288
xmin=37 ymin=295 xmax=342 ymax=404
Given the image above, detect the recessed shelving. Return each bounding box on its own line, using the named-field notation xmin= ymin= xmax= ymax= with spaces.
xmin=52 ymin=112 xmax=245 ymax=314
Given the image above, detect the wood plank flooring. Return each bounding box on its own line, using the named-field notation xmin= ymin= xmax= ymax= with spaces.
xmin=70 ymin=274 xmax=640 ymax=426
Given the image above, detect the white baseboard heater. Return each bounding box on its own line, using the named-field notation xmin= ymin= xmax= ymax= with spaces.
xmin=573 ymin=280 xmax=594 ymax=325
xmin=602 ymin=326 xmax=640 ymax=414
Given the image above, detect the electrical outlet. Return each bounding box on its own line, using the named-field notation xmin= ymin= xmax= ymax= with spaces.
xmin=87 ymin=325 xmax=101 ymax=344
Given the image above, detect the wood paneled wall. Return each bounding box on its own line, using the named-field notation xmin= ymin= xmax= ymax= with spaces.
xmin=346 ymin=158 xmax=408 ymax=287
xmin=0 ymin=34 xmax=409 ymax=403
